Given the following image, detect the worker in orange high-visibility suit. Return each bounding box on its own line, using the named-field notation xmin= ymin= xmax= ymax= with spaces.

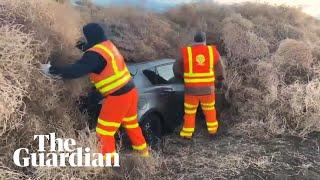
xmin=40 ymin=23 xmax=149 ymax=157
xmin=174 ymin=32 xmax=225 ymax=139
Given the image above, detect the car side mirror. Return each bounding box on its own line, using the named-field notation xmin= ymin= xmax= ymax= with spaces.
xmin=128 ymin=65 xmax=138 ymax=77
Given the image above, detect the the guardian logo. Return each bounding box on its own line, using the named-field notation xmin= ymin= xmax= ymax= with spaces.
xmin=13 ymin=133 xmax=119 ymax=167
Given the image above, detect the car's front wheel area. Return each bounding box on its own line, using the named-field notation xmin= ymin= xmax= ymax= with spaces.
xmin=140 ymin=113 xmax=163 ymax=149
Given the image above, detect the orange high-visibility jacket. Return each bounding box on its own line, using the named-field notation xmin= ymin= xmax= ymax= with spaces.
xmin=182 ymin=44 xmax=219 ymax=87
xmin=87 ymin=41 xmax=131 ymax=96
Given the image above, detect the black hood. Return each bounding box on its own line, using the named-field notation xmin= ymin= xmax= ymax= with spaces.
xmin=83 ymin=23 xmax=108 ymax=50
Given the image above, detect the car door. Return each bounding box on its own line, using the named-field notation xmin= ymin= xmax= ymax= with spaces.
xmin=154 ymin=63 xmax=185 ymax=132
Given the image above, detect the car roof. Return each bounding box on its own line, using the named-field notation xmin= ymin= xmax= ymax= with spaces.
xmin=128 ymin=59 xmax=175 ymax=69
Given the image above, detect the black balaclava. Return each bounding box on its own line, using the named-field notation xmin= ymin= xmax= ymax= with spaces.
xmin=82 ymin=23 xmax=108 ymax=50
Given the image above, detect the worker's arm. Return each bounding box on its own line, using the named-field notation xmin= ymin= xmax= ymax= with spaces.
xmin=49 ymin=51 xmax=106 ymax=79
xmin=215 ymin=60 xmax=225 ymax=81
xmin=173 ymin=48 xmax=185 ymax=81
xmin=214 ymin=48 xmax=225 ymax=89
xmin=173 ymin=58 xmax=183 ymax=79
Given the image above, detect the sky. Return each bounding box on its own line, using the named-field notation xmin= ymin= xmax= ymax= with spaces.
xmin=90 ymin=0 xmax=320 ymax=18
xmin=91 ymin=0 xmax=194 ymax=11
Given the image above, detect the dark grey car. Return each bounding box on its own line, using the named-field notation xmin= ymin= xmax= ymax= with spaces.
xmin=80 ymin=59 xmax=227 ymax=144
xmin=128 ymin=59 xmax=185 ymax=142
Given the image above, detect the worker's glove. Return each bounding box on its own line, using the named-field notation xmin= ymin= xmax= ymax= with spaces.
xmin=216 ymin=81 xmax=224 ymax=89
xmin=215 ymin=76 xmax=225 ymax=94
xmin=40 ymin=62 xmax=51 ymax=75
xmin=40 ymin=62 xmax=61 ymax=79
xmin=75 ymin=39 xmax=86 ymax=52
xmin=215 ymin=82 xmax=223 ymax=94
xmin=98 ymin=99 xmax=103 ymax=105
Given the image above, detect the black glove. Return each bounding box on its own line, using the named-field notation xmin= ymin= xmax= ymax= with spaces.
xmin=75 ymin=40 xmax=86 ymax=52
xmin=216 ymin=81 xmax=224 ymax=89
xmin=215 ymin=76 xmax=225 ymax=94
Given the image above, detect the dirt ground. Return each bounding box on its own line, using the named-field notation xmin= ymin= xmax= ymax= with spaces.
xmin=154 ymin=122 xmax=320 ymax=180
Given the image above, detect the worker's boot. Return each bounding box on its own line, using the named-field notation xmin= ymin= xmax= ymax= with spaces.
xmin=208 ymin=127 xmax=220 ymax=141
xmin=180 ymin=128 xmax=194 ymax=140
xmin=207 ymin=121 xmax=219 ymax=137
xmin=181 ymin=135 xmax=192 ymax=140
xmin=134 ymin=147 xmax=150 ymax=158
xmin=208 ymin=128 xmax=218 ymax=135
xmin=140 ymin=148 xmax=150 ymax=157
xmin=179 ymin=132 xmax=193 ymax=140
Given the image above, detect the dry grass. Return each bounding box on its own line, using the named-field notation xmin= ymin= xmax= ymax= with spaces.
xmin=0 ymin=1 xmax=84 ymax=177
xmin=222 ymin=13 xmax=269 ymax=61
xmin=0 ymin=24 xmax=35 ymax=136
xmin=156 ymin=127 xmax=320 ymax=179
xmin=275 ymin=39 xmax=314 ymax=68
xmin=83 ymin=6 xmax=180 ymax=62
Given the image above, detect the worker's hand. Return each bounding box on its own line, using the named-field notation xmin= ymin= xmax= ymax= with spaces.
xmin=215 ymin=81 xmax=225 ymax=94
xmin=40 ymin=62 xmax=61 ymax=79
xmin=75 ymin=39 xmax=86 ymax=52
xmin=40 ymin=63 xmax=51 ymax=74
xmin=216 ymin=81 xmax=224 ymax=89
xmin=98 ymin=99 xmax=103 ymax=105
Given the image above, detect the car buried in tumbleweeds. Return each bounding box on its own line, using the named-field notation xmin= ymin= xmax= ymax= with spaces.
xmin=79 ymin=59 xmax=229 ymax=146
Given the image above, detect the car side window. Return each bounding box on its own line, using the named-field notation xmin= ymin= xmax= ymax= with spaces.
xmin=142 ymin=63 xmax=175 ymax=85
xmin=143 ymin=67 xmax=167 ymax=85
xmin=156 ymin=64 xmax=175 ymax=83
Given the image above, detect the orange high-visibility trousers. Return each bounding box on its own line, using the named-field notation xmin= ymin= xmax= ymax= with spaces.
xmin=180 ymin=93 xmax=218 ymax=138
xmin=96 ymin=88 xmax=148 ymax=156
